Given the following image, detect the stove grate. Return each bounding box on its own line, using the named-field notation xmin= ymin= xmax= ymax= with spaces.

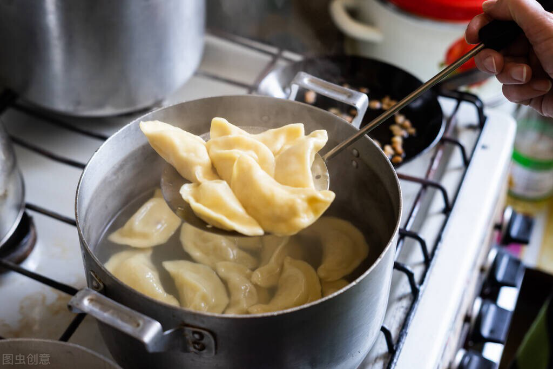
xmin=0 ymin=30 xmax=487 ymax=367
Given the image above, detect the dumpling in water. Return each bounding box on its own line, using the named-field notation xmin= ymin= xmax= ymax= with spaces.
xmin=105 ymin=249 xmax=178 ymax=306
xmin=210 ymin=118 xmax=305 ymax=155
xmin=305 ymin=217 xmax=369 ymax=282
xmin=163 ymin=260 xmax=229 ymax=313
xmin=321 ymin=279 xmax=349 ymax=297
xmin=180 ymin=223 xmax=258 ymax=269
xmin=140 ymin=120 xmax=219 ymax=183
xmin=180 ymin=180 xmax=263 ymax=236
xmin=215 ymin=262 xmax=260 ymax=314
xmin=108 ymin=189 xmax=181 ymax=248
xmin=274 ymin=130 xmax=328 ymax=189
xmin=251 ymin=236 xmax=289 ymax=288
xmin=206 ymin=135 xmax=275 ymax=184
xmin=248 ymin=257 xmax=321 ymax=314
xmin=231 ymin=155 xmax=335 ymax=236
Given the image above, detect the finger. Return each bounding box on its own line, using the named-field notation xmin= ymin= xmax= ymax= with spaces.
xmin=535 ymin=91 xmax=553 ymax=117
xmin=502 ymin=78 xmax=553 ymax=102
xmin=466 ymin=13 xmax=492 ymax=44
xmin=519 ymin=99 xmax=531 ymax=105
xmin=496 ymin=62 xmax=532 ymax=84
xmin=486 ymin=0 xmax=553 ymax=77
xmin=482 ymin=0 xmax=513 ymax=20
xmin=474 ymin=49 xmax=504 ymax=74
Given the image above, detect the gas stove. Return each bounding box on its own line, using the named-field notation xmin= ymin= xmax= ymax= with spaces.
xmin=0 ymin=31 xmax=517 ymax=368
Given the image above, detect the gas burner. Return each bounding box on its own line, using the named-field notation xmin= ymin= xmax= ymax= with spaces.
xmin=0 ymin=212 xmax=36 ymax=270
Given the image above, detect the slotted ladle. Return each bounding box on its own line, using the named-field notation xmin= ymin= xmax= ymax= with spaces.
xmin=161 ymin=17 xmax=534 ymax=236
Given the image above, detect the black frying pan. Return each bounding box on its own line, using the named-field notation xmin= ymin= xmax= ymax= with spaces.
xmin=257 ymin=56 xmax=445 ymax=167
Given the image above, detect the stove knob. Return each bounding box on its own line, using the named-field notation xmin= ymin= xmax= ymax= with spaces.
xmin=454 ymin=349 xmax=498 ymax=369
xmin=472 ymin=300 xmax=512 ymax=344
xmin=490 ymin=250 xmax=524 ymax=288
xmin=481 ymin=250 xmax=524 ymax=299
xmin=499 ymin=207 xmax=534 ymax=245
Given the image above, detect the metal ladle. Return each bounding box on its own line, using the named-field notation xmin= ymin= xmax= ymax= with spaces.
xmin=161 ymin=16 xmax=529 ymax=236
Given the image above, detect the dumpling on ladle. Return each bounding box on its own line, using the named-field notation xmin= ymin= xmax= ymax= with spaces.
xmin=209 ymin=118 xmax=305 ymax=155
xmin=108 ymin=189 xmax=181 ymax=248
xmin=274 ymin=130 xmax=328 ymax=188
xmin=206 ymin=135 xmax=275 ymax=184
xmin=163 ymin=260 xmax=229 ymax=313
xmin=140 ymin=120 xmax=219 ymax=183
xmin=231 ymin=155 xmax=335 ymax=236
xmin=105 ymin=249 xmax=179 ymax=306
xmin=180 ymin=180 xmax=263 ymax=236
xmin=248 ymin=257 xmax=321 ymax=314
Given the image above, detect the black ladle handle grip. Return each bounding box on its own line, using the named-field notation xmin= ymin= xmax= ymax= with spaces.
xmin=478 ymin=0 xmax=553 ymax=51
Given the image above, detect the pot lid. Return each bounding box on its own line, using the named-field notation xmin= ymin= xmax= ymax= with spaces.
xmin=387 ymin=0 xmax=483 ymax=22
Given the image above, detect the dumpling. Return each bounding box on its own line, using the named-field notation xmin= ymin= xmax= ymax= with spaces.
xmin=321 ymin=279 xmax=349 ymax=297
xmin=105 ymin=249 xmax=178 ymax=306
xmin=108 ymin=189 xmax=181 ymax=248
xmin=236 ymin=237 xmax=263 ymax=251
xmin=248 ymin=257 xmax=321 ymax=314
xmin=305 ymin=217 xmax=369 ymax=282
xmin=253 ymin=124 xmax=306 ymax=155
xmin=231 ymin=155 xmax=335 ymax=236
xmin=210 ymin=117 xmax=305 ymax=155
xmin=215 ymin=262 xmax=259 ymax=314
xmin=163 ymin=260 xmax=229 ymax=313
xmin=180 ymin=223 xmax=259 ymax=269
xmin=206 ymin=135 xmax=275 ymax=183
xmin=180 ymin=180 xmax=263 ymax=236
xmin=140 ymin=120 xmax=218 ymax=183
xmin=274 ymin=130 xmax=328 ymax=188
xmin=251 ymin=236 xmax=289 ymax=288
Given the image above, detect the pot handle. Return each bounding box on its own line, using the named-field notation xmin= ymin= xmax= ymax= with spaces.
xmin=289 ymin=71 xmax=369 ymax=129
xmin=68 ymin=288 xmax=216 ymax=356
xmin=329 ymin=0 xmax=383 ymax=43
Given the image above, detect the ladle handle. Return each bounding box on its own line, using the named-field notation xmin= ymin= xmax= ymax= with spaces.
xmin=289 ymin=71 xmax=369 ymax=129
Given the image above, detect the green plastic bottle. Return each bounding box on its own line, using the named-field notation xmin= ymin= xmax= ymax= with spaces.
xmin=509 ymin=106 xmax=553 ymax=201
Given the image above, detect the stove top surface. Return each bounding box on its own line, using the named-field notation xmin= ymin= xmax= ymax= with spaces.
xmin=0 ymin=31 xmax=516 ymax=369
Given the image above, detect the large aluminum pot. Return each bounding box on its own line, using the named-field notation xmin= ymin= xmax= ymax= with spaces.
xmin=72 ymin=76 xmax=401 ymax=369
xmin=0 ymin=0 xmax=205 ymax=117
xmin=0 ymin=123 xmax=24 ymax=248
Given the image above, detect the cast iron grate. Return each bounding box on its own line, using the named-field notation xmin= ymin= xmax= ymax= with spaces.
xmin=0 ymin=30 xmax=487 ymax=368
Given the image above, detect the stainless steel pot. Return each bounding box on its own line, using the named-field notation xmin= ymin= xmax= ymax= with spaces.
xmin=0 ymin=123 xmax=25 ymax=247
xmin=0 ymin=339 xmax=121 ymax=369
xmin=71 ymin=75 xmax=402 ymax=369
xmin=0 ymin=0 xmax=205 ymax=117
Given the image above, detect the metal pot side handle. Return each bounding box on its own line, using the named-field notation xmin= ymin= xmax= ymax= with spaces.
xmin=289 ymin=71 xmax=369 ymax=129
xmin=68 ymin=288 xmax=216 ymax=356
xmin=329 ymin=0 xmax=384 ymax=43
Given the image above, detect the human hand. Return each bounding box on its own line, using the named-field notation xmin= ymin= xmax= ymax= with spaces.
xmin=465 ymin=0 xmax=553 ymax=117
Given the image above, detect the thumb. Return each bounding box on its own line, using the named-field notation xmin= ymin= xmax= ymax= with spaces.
xmin=485 ymin=0 xmax=553 ymax=76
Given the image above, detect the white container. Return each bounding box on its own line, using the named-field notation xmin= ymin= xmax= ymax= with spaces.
xmin=329 ymin=0 xmax=470 ymax=80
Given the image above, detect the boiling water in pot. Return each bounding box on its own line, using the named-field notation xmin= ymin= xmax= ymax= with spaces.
xmin=95 ymin=187 xmax=374 ymax=314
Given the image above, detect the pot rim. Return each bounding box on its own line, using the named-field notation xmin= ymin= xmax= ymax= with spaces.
xmin=75 ymin=95 xmax=403 ymax=319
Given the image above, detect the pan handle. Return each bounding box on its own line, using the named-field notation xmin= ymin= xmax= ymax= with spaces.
xmin=289 ymin=71 xmax=369 ymax=129
xmin=68 ymin=288 xmax=216 ymax=356
xmin=329 ymin=0 xmax=383 ymax=43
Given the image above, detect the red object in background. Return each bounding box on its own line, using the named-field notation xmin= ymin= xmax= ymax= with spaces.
xmin=445 ymin=37 xmax=478 ymax=72
xmin=388 ymin=0 xmax=483 ymax=22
